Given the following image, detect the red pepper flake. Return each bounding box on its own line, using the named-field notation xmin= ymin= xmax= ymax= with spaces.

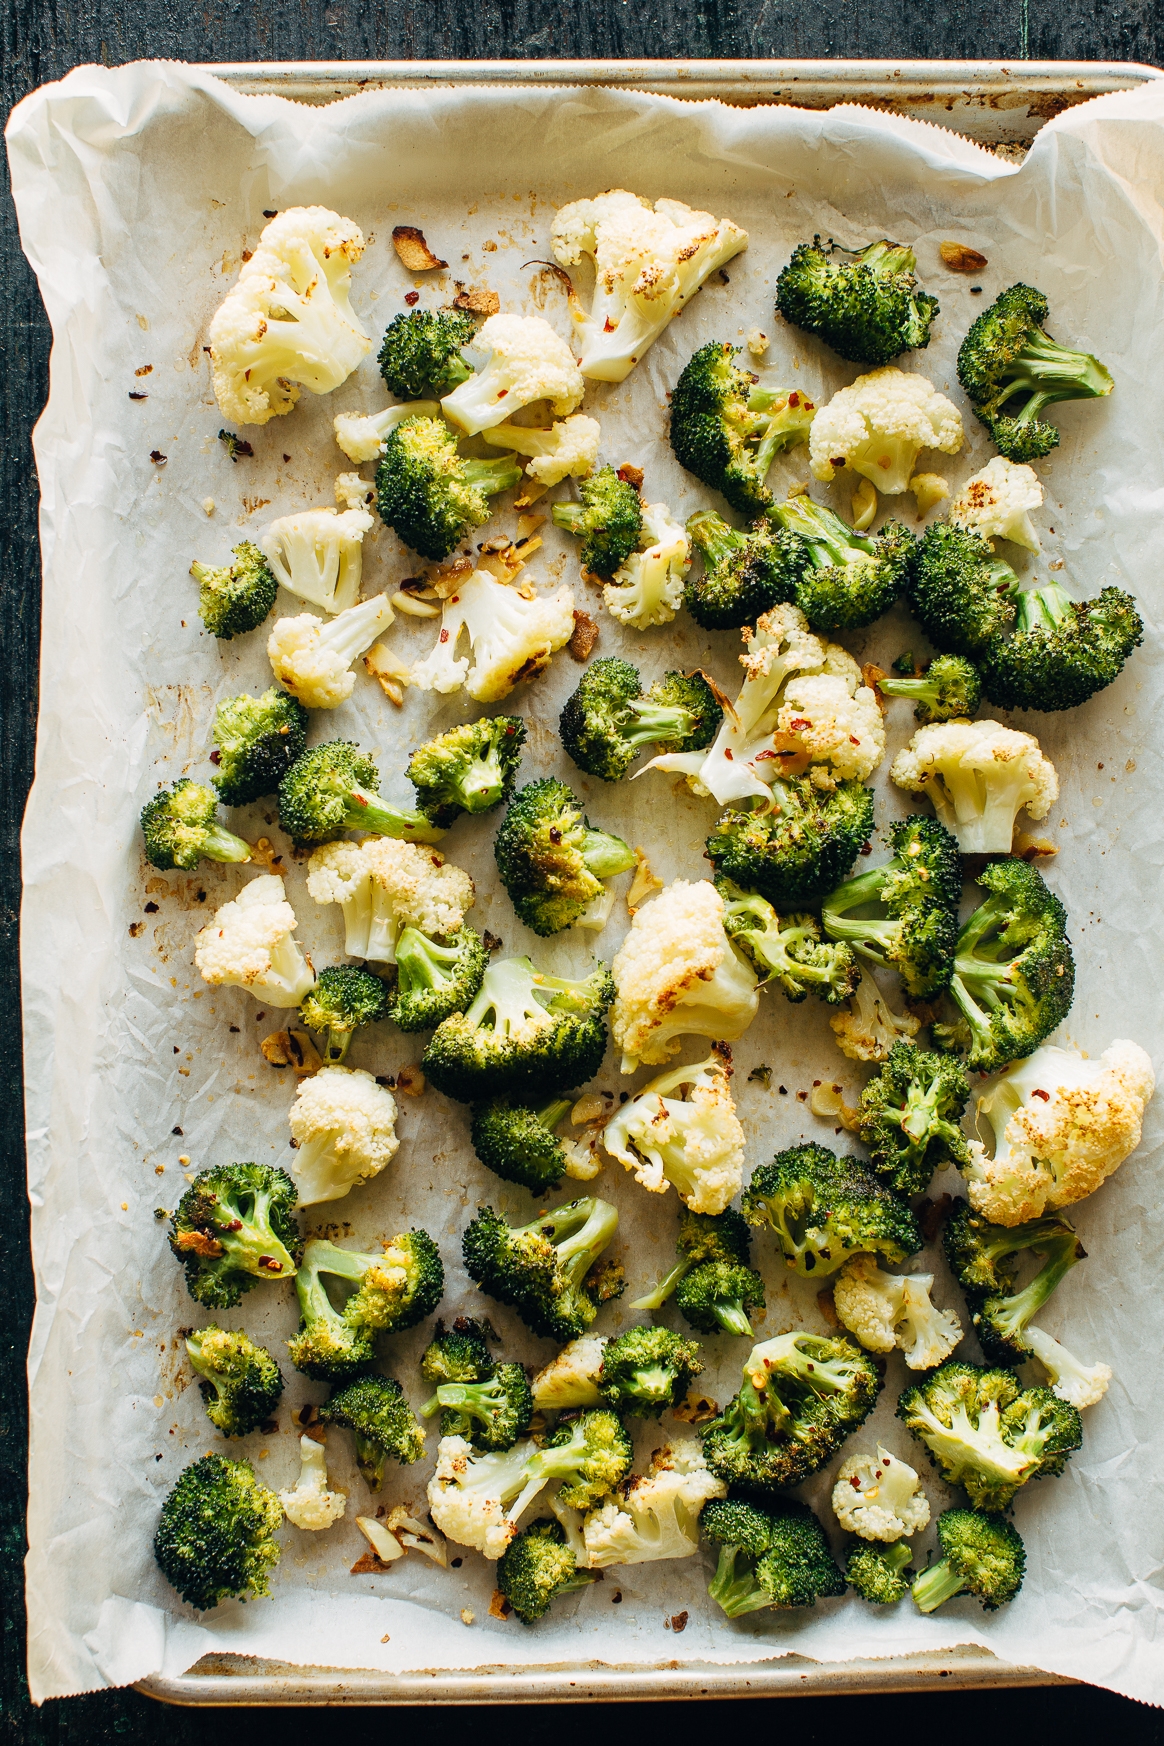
xmin=549 ymin=827 xmax=562 ymax=844
xmin=788 ymin=390 xmax=800 ymax=407
xmin=849 ymin=1474 xmax=862 ymax=1490
xmin=1032 ymin=1088 xmax=1051 ymax=1101
xmin=603 ymin=317 xmax=616 ymax=332
xmin=859 ymin=841 xmax=873 ymax=855
xmin=849 ymin=735 xmax=861 ymax=745
xmin=789 ymin=717 xmax=811 ymax=730
xmin=496 ymin=388 xmax=508 ymax=398
xmin=723 ymin=747 xmax=734 ymax=760
xmin=149 ymin=450 xmax=167 ymax=465
xmin=404 ymin=290 xmax=420 ymax=305
xmin=439 ymin=628 xmax=450 ymax=643
xmin=831 ymin=456 xmax=846 ymax=467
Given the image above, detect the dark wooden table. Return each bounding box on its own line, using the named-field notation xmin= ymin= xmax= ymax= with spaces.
xmin=3 ymin=6 xmax=1163 ymax=1740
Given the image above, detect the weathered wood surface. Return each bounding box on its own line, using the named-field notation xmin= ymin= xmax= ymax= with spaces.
xmin=1 ymin=6 xmax=1161 ymax=1737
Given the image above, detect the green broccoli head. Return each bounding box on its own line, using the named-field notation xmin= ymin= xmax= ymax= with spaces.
xmin=702 ymin=1333 xmax=882 ymax=1494
xmin=820 ymin=814 xmax=962 ymax=1000
xmin=299 ymin=964 xmax=390 ymax=1063
xmin=497 ymin=1519 xmax=595 ymax=1623
xmin=185 ymin=1326 xmax=284 ymax=1439
xmin=376 ymin=415 xmax=521 ymax=561
xmin=420 ymin=1317 xmax=495 ymax=1388
xmin=705 ymin=1495 xmax=845 ymax=1614
xmin=669 ymin=342 xmax=815 ymax=516
xmin=169 ymin=1164 xmax=301 ymax=1308
xmin=346 ymin=1229 xmax=445 ymax=1335
xmin=211 ymin=689 xmax=309 ymax=808
xmin=388 ymin=926 xmax=489 ymax=1034
xmin=943 ymin=1201 xmax=1083 ymax=1366
xmin=684 ymin=510 xmax=804 ymax=631
xmin=559 ymin=657 xmax=722 ymax=783
xmin=426 ymin=1362 xmax=534 ymax=1452
xmin=598 ymin=1325 xmax=704 ymax=1417
xmin=526 ymin=1407 xmax=634 ymax=1510
xmin=285 ymin=1240 xmax=377 ymax=1382
xmin=776 ymin=237 xmax=940 ymax=366
xmin=319 ymin=1373 xmax=427 ymax=1488
xmin=701 ymin=1496 xmax=779 ymax=1617
xmin=493 ymin=778 xmax=635 ymax=935
xmin=190 ymin=541 xmax=278 ymax=640
xmin=140 ymin=779 xmax=253 ymax=871
xmin=422 ymin=956 xmax=614 ymax=1104
xmin=935 ymin=857 xmax=1075 ymax=1073
xmin=630 ymin=1209 xmax=764 ymax=1336
xmin=154 ymin=1454 xmax=283 ymax=1610
xmin=877 ymin=653 xmax=982 ymax=725
xmin=742 ymin=1143 xmax=921 ymax=1277
xmin=470 ymin=1095 xmax=575 ymax=1193
xmin=957 ymin=283 xmax=1113 ymax=461
xmin=898 ymin=1359 xmax=1081 ymax=1511
xmin=277 ymin=740 xmax=443 ymax=847
xmin=705 ymin=778 xmax=875 ymax=908
xmin=912 ymin=1509 xmax=1026 ymax=1614
xmin=846 ymin=1539 xmax=914 ymax=1605
xmin=771 ymin=497 xmax=915 ymax=632
xmin=551 ymin=464 xmax=643 ymax=579
xmin=905 ymin=523 xmax=1021 ymax=658
xmin=407 ymin=715 xmax=527 ymax=826
xmin=856 ymin=1040 xmax=971 ymax=1197
xmin=462 ymin=1197 xmax=620 ymax=1342
xmin=720 ymin=884 xmax=861 ymax=1006
xmin=377 ymin=306 xmax=477 ymax=399
xmin=979 ymin=581 xmax=1143 ymax=713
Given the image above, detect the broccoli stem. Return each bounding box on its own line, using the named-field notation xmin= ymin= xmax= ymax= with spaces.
xmin=622 ymin=698 xmax=700 ymax=749
xmin=427 ymin=1376 xmax=504 ymax=1426
xmin=748 ymin=391 xmax=815 ymax=477
xmin=460 ymin=455 xmax=523 ymax=496
xmin=856 ymin=240 xmax=918 ymax=276
xmin=989 ymin=1232 xmax=1081 ymax=1349
xmin=628 ymin=1363 xmax=677 ymax=1404
xmin=772 ymin=497 xmax=873 ymax=569
xmin=1014 ymin=580 xmax=1074 ymax=635
xmin=198 ymin=822 xmax=255 ymax=864
xmin=986 ymin=328 xmax=1113 ymax=424
xmin=394 ymin=928 xmax=464 ymax=997
xmin=713 ymin=1300 xmax=755 ymax=1338
xmin=912 ymin=1556 xmax=970 ymax=1614
xmin=537 ymin=1096 xmax=574 ymax=1133
xmin=342 ymin=784 xmax=445 ymax=843
xmin=708 ymin=1545 xmax=772 ymax=1617
xmin=538 ymin=1200 xmax=621 ymax=1290
xmin=551 ymin=501 xmax=588 ymax=533
xmin=820 ymin=870 xmax=900 ymax=966
xmin=629 ymin=1258 xmax=694 ymax=1311
xmin=457 ymin=742 xmax=508 ymax=812
xmin=688 ymin=510 xmax=751 ymax=571
xmin=580 ymin=828 xmax=636 ymax=879
xmin=877 ymin=673 xmax=945 ymax=709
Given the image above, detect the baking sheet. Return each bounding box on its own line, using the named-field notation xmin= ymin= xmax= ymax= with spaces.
xmin=8 ymin=61 xmax=1164 ymax=1708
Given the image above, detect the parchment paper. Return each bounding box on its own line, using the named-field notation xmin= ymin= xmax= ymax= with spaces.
xmin=8 ymin=62 xmax=1164 ymax=1707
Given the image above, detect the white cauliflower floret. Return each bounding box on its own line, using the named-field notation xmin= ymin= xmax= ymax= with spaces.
xmin=809 ymin=367 xmax=963 ymax=494
xmin=551 ymin=189 xmax=748 ymax=382
xmin=890 ymin=718 xmax=1058 ymax=854
xmin=831 ymin=1447 xmax=930 ymax=1543
xmin=531 ymin=1337 xmax=607 ymax=1411
xmin=193 ymin=873 xmax=313 ymax=1007
xmin=603 ymin=502 xmax=691 ymax=630
xmin=287 ymin=1065 xmax=399 ymax=1205
xmin=209 ymin=207 xmax=371 ymax=425
xmin=581 ymin=1442 xmax=726 ymax=1568
xmin=482 ymin=414 xmax=601 ymax=484
xmin=1022 ymin=1325 xmax=1112 ymax=1410
xmin=948 ymin=456 xmax=1043 ymax=552
xmin=279 ymin=1435 xmax=346 ymax=1530
xmin=610 ymin=880 xmax=759 ymax=1070
xmin=439 ymin=313 xmax=584 ymax=437
xmin=830 ymin=968 xmax=920 ymax=1064
xmin=833 ymin=1255 xmax=962 ymax=1370
xmin=259 ymin=483 xmax=374 ymax=614
xmin=268 ymin=593 xmax=396 ymax=709
xmin=306 ymin=837 xmax=474 ymax=964
xmin=409 ymin=569 xmax=575 ymax=702
xmin=427 ymin=1435 xmax=549 ymax=1561
xmin=602 ymin=1052 xmax=745 ymax=1215
xmin=963 ymin=1040 xmax=1155 ymax=1225
xmin=776 ymin=668 xmax=886 ymax=782
xmin=334 ymin=400 xmax=440 ymax=462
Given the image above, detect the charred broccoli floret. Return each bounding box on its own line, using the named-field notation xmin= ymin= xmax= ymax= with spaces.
xmin=559 ymin=659 xmax=722 ymax=783
xmin=140 ymin=779 xmax=252 ymax=871
xmin=669 ymin=343 xmax=815 ymax=516
xmin=705 ymin=778 xmax=875 ymax=908
xmin=462 ymin=1197 xmax=620 ymax=1343
xmin=704 ymin=1496 xmax=846 ymax=1615
xmin=287 ymin=1233 xmax=443 ymax=1381
xmin=877 ymin=654 xmax=982 ymax=724
xmin=278 ymin=740 xmax=444 ymax=847
xmin=856 ymin=1041 xmax=971 ymax=1197
xmin=378 ymin=306 xmax=477 ymax=399
xmin=978 ymin=581 xmax=1143 ymax=713
xmin=211 ymin=689 xmax=309 ymax=808
xmin=943 ymin=1201 xmax=1085 ymax=1368
xmin=776 ymin=237 xmax=940 ymax=366
xmin=897 ymin=1360 xmax=1081 ymax=1511
xmin=720 ymin=883 xmax=860 ymax=1006
xmin=376 ymin=415 xmax=521 ymax=561
xmin=771 ymin=496 xmax=914 ymax=632
xmin=420 ymin=1316 xmax=494 ymax=1387
xmin=957 ymin=283 xmax=1113 ymax=462
xmin=684 ymin=510 xmax=803 ymax=630
xmin=299 ymin=964 xmax=389 ymax=1063
xmin=497 ymin=1518 xmax=596 ymax=1622
xmin=819 ymin=814 xmax=962 ymax=1000
xmin=598 ymin=1325 xmax=703 ymax=1417
xmin=551 ymin=465 xmax=643 ymax=580
xmin=186 ymin=1326 xmax=284 ymax=1439
xmin=389 ymin=926 xmax=489 ymax=1034
xmin=905 ymin=523 xmax=1021 ymax=658
xmin=470 ymin=1095 xmax=576 ymax=1193
xmin=743 ymin=1143 xmax=921 ymax=1277
xmin=407 ymin=715 xmax=526 ymax=826
xmin=846 ymin=1539 xmax=914 ymax=1605
xmin=630 ymin=1208 xmax=764 ymax=1338
xmin=419 ymin=1319 xmax=533 ymax=1451
xmin=154 ymin=1454 xmax=283 ymax=1610
xmin=912 ymin=1509 xmax=1026 ymax=1613
xmin=169 ymin=1163 xmax=301 ymax=1308
xmin=191 ymin=540 xmax=278 ymax=640
xmin=493 ymin=778 xmax=635 ymax=935
xmin=319 ymin=1373 xmax=427 ymax=1488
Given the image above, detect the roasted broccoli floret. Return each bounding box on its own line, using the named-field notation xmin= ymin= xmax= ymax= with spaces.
xmin=422 ymin=954 xmax=614 ymax=1104
xmin=776 ymin=238 xmax=940 ymax=366
xmin=877 ymin=654 xmax=982 ymax=724
xmin=169 ymin=1164 xmax=301 ymax=1308
xmin=720 ymin=884 xmax=860 ymax=1006
xmin=943 ymin=1200 xmax=1094 ymax=1379
xmin=669 ymin=342 xmax=815 ymax=516
xmin=463 ymin=1197 xmax=620 ymax=1342
xmin=375 ymin=415 xmax=521 ymax=561
xmin=978 ymin=581 xmax=1143 ymax=713
xmin=319 ymin=1373 xmax=427 ymax=1488
xmin=299 ymin=964 xmax=389 ymax=1063
xmin=559 ymin=658 xmax=722 ymax=783
xmin=934 ymin=858 xmax=1075 ymax=1074
xmin=631 ymin=1208 xmax=764 ymax=1338
xmin=551 ymin=465 xmax=643 ymax=580
xmin=286 ymin=1233 xmax=443 ymax=1380
xmin=191 ymin=540 xmax=278 ymax=640
xmin=407 ymin=715 xmax=526 ymax=826
xmin=539 ymin=1409 xmax=635 ymax=1509
xmin=378 ymin=306 xmax=477 ymax=399
xmin=423 ymin=1364 xmax=533 ymax=1452
xmin=770 ymin=496 xmax=914 ymax=632
xmin=497 ymin=1518 xmax=596 ymax=1623
xmin=470 ymin=1096 xmax=577 ymax=1193
xmin=389 ymin=926 xmax=489 ymax=1034
xmin=154 ymin=1454 xmax=283 ymax=1610
xmin=912 ymin=1509 xmax=1026 ymax=1613
xmin=278 ymin=740 xmax=444 ymax=847
xmin=846 ymin=1539 xmax=914 ymax=1605
xmin=186 ymin=1326 xmax=284 ymax=1438
xmin=140 ymin=779 xmax=252 ymax=871
xmin=957 ymin=283 xmax=1113 ymax=462
xmin=820 ymin=814 xmax=962 ymax=1000
xmin=897 ymin=1360 xmax=1081 ymax=1511
xmin=420 ymin=1317 xmax=495 ymax=1387
xmin=743 ymin=1143 xmax=921 ymax=1278
xmin=210 ymin=689 xmax=309 ymax=808
xmin=684 ymin=510 xmax=802 ymax=631
xmin=598 ymin=1325 xmax=703 ymax=1417
xmin=905 ymin=523 xmax=1021 ymax=658
xmin=856 ymin=1040 xmax=971 ymax=1197
xmin=493 ymin=778 xmax=635 ymax=936
xmin=702 ymin=1333 xmax=882 ymax=1493
xmin=705 ymin=778 xmax=875 ymax=908
xmin=704 ymin=1496 xmax=845 ymax=1615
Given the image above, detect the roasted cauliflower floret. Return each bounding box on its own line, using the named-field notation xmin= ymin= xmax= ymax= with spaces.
xmin=410 ymin=569 xmax=576 ymax=703
xmin=580 ymin=1441 xmax=726 ymax=1568
xmin=602 ymin=1052 xmax=745 ymax=1215
xmin=775 ymin=664 xmax=886 ymax=783
xmin=278 ymin=1435 xmax=347 ymax=1530
xmin=268 ymin=594 xmax=396 ymax=709
xmin=440 ymin=313 xmax=584 ymax=437
xmin=603 ymin=503 xmax=691 ymax=631
xmin=831 ymin=1445 xmax=930 ymax=1542
xmin=948 ymin=456 xmax=1043 ymax=553
xmin=193 ymin=873 xmax=313 ymax=1007
xmin=890 ymin=718 xmax=1058 ymax=855
xmin=287 ymin=1066 xmax=399 ymax=1205
xmin=306 ymin=836 xmax=473 ymax=964
xmin=483 ymin=413 xmax=601 ymax=484
xmin=809 ymin=367 xmax=963 ymax=494
xmin=833 ymin=1254 xmax=963 ymax=1370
